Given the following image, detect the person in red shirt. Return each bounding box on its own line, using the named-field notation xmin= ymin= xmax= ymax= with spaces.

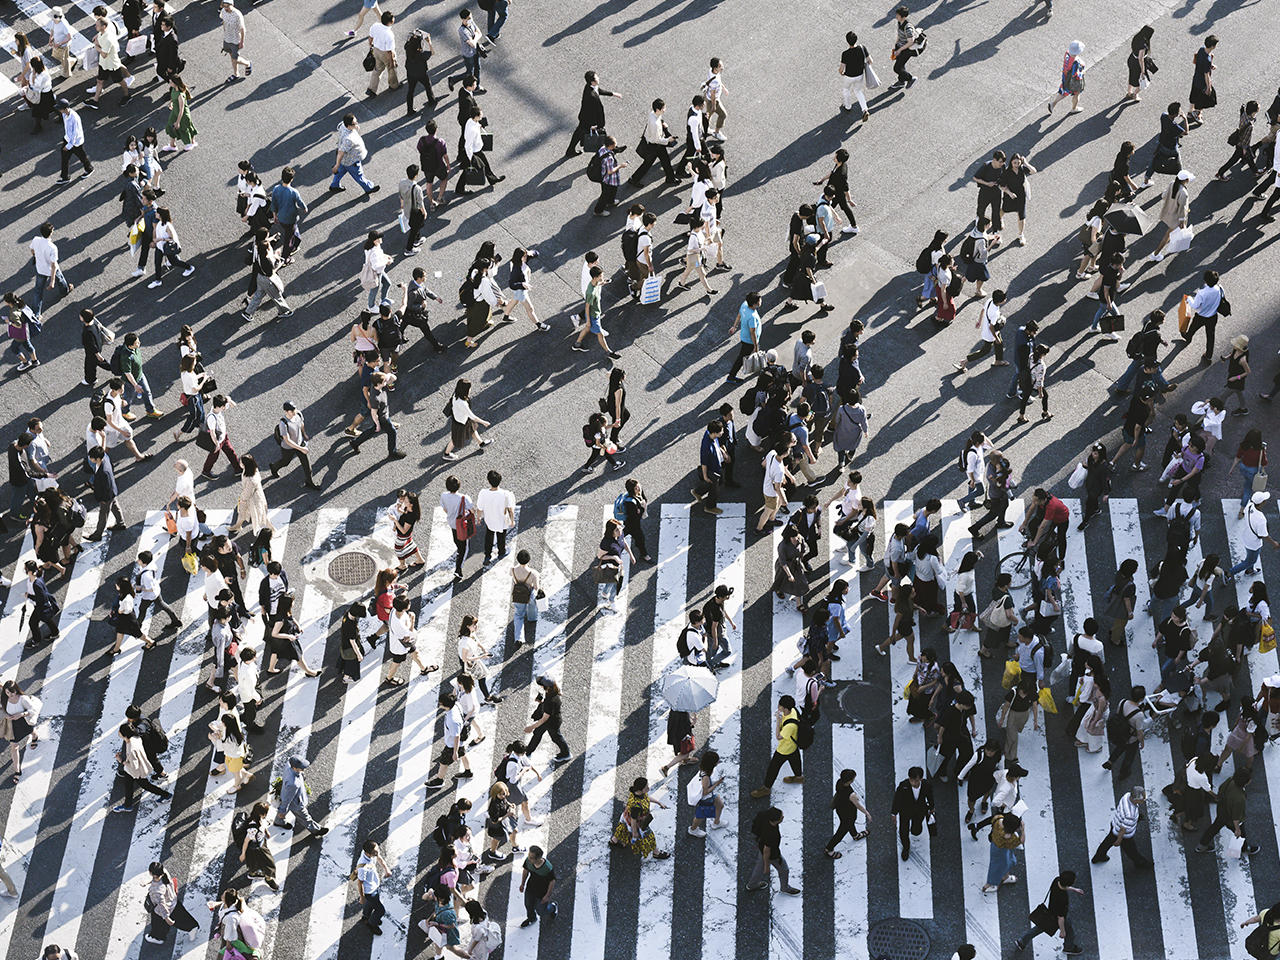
xmin=1023 ymin=488 xmax=1069 ymax=563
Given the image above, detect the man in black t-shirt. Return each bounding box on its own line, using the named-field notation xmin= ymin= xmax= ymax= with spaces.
xmin=781 ymin=204 xmax=813 ymax=286
xmin=839 ymin=32 xmax=870 ymax=120
xmin=745 ymin=807 xmax=800 ymax=894
xmin=1015 ymin=872 xmax=1085 ymax=954
xmin=974 ymin=150 xmax=1006 ymax=233
xmin=519 ymin=847 xmax=557 ymax=927
xmin=1090 ymin=253 xmax=1126 ymax=338
xmin=1112 ymin=377 xmax=1156 ymax=472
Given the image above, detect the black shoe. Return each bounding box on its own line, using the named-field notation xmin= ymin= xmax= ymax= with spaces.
xmin=448 ymin=77 xmax=457 ymax=92
xmin=328 ymin=185 xmax=346 ymax=193
xmin=901 ymin=846 xmax=910 ymax=861
xmin=906 ymin=76 xmax=917 ymax=88
xmin=312 ymin=826 xmax=330 ymax=838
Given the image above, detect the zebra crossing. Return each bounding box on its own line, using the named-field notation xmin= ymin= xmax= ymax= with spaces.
xmin=0 ymin=495 xmax=1277 ymax=960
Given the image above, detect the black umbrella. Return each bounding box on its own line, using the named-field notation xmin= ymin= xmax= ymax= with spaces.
xmin=1104 ymin=204 xmax=1150 ymax=236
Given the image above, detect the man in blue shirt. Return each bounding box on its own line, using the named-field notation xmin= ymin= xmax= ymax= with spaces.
xmin=691 ymin=419 xmax=726 ymax=515
xmin=727 ymin=292 xmax=762 ymax=382
xmin=270 ymin=166 xmax=308 ymax=263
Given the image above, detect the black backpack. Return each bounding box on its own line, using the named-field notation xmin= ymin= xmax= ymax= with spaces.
xmin=1166 ymin=507 xmax=1196 ymax=553
xmin=1107 ymin=703 xmax=1139 ymax=743
xmin=1031 ymin=637 xmax=1054 ymax=668
xmin=89 ymin=388 xmax=109 ymax=421
xmin=739 ymin=388 xmax=757 ymax=416
xmin=417 ymin=137 xmax=441 ymax=179
xmin=273 ymin=418 xmax=288 ymax=447
xmin=676 ymin=626 xmax=695 ymax=660
xmin=231 ymin=811 xmax=251 ymax=850
xmin=1125 ymin=330 xmax=1145 ymax=360
xmin=430 ymin=814 xmax=450 ymax=847
xmin=587 ymin=150 xmax=604 ymax=184
xmin=915 ymin=245 xmax=934 ymax=274
xmin=621 ymin=228 xmax=641 ymax=262
xmin=783 ymin=715 xmax=815 ymax=750
xmin=110 ymin=344 xmax=127 ymax=376
xmin=959 ymin=235 xmax=977 ymax=264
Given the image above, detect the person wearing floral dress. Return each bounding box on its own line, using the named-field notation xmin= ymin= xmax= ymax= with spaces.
xmin=609 ymin=777 xmax=670 ymax=860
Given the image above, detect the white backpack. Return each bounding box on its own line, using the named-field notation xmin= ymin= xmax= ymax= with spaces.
xmin=237 ymin=907 xmax=266 ymax=951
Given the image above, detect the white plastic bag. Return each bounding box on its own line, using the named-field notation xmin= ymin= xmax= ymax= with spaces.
xmin=686 ymin=777 xmax=706 ymax=805
xmin=1226 ymin=835 xmax=1245 ymax=859
xmin=1068 ymin=462 xmax=1087 ymax=489
xmin=1166 ymin=225 xmax=1194 ymax=254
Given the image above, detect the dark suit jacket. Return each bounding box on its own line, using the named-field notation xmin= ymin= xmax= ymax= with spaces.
xmin=155 ymin=31 xmax=181 ymax=79
xmin=457 ymin=89 xmax=478 ymax=129
xmin=31 ymin=576 xmax=59 ymax=616
xmin=890 ymin=779 xmax=934 ymax=821
xmin=92 ymin=460 xmax=117 ymax=503
xmin=577 ymin=83 xmax=614 ymax=126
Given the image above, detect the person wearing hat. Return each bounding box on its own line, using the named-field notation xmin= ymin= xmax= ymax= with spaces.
xmin=269 ymin=402 xmax=318 ymax=488
xmin=1149 ymin=169 xmax=1194 ymax=262
xmin=219 ymin=0 xmax=252 ymax=83
xmin=55 ymin=100 xmax=93 ymax=186
xmin=48 ymin=7 xmax=76 ymax=79
xmin=1047 ymin=41 xmax=1085 ymax=115
xmin=1226 ymin=491 xmax=1279 ymax=582
xmin=1223 ymin=334 xmax=1251 ymax=417
xmin=274 ymin=756 xmax=328 ymax=837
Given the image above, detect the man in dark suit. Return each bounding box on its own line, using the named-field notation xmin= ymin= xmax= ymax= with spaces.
xmin=24 ymin=560 xmax=61 ymax=646
xmin=566 ymin=70 xmax=623 ymax=157
xmin=456 ymin=75 xmax=480 ymax=182
xmin=154 ymin=16 xmax=181 ymax=83
xmin=86 ymin=445 xmax=126 ymax=541
xmin=890 ymin=766 xmax=935 ymax=861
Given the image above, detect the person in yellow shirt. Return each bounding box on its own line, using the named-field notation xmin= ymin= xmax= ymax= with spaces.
xmin=750 ymin=696 xmax=803 ymax=798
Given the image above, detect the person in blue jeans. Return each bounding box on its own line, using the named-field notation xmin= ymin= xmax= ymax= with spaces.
xmin=958 ymin=432 xmax=991 ymax=509
xmin=1232 ymin=430 xmax=1266 ymax=515
xmin=511 ymin=550 xmax=541 ymax=646
xmin=1005 ymin=319 xmax=1037 ymax=398
xmin=329 ymin=114 xmax=379 ymax=195
xmin=1014 ymin=872 xmax=1084 ymax=955
xmin=518 ymin=847 xmax=557 ymax=928
xmin=1227 ymin=491 xmax=1278 ymax=581
xmin=486 ymin=0 xmax=509 ymax=41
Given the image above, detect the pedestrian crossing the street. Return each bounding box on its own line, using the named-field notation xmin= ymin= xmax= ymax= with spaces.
xmin=1 ymin=496 xmax=1278 ymax=960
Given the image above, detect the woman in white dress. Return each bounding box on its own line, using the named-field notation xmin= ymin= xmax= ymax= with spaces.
xmin=228 ymin=455 xmax=273 ymax=537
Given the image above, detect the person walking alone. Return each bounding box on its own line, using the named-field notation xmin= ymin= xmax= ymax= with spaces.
xmin=744 ymin=807 xmax=800 ymax=895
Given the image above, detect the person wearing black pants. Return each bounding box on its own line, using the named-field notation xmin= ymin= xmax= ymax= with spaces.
xmin=55 ymin=100 xmax=93 ymax=184
xmin=593 ymin=138 xmax=624 ymax=216
xmin=525 ymin=677 xmax=570 ymax=761
xmin=403 ymin=268 xmax=446 ymax=352
xmin=629 ymin=100 xmax=679 ymax=186
xmin=620 ymin=479 xmax=651 ymax=563
xmin=718 ymin=403 xmax=740 ymax=487
xmin=113 ymin=724 xmax=173 ymax=812
xmin=1102 ymin=690 xmax=1146 ymax=776
xmin=890 ymin=767 xmax=935 ymax=860
xmin=935 ymin=693 xmax=976 ymax=781
xmin=825 ymin=769 xmax=871 ymax=856
xmin=889 ymin=7 xmax=918 ymax=88
xmin=1091 ymin=787 xmax=1153 ymax=866
xmin=781 ymin=207 xmax=812 ymax=287
xmin=692 ymin=419 xmax=726 ymax=515
xmin=80 ymin=309 xmax=112 ymax=388
xmin=402 ymin=30 xmax=436 ymax=115
xmin=566 ymin=70 xmax=619 ymax=157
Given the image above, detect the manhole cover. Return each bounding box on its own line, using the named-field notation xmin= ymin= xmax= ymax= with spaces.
xmin=328 ymin=551 xmax=378 ymax=587
xmin=834 ymin=681 xmax=894 ymax=724
xmin=867 ymin=918 xmax=930 ymax=960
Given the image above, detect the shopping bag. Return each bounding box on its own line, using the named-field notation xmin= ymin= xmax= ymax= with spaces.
xmin=1038 ymin=687 xmax=1058 ymax=714
xmin=1260 ymin=623 xmax=1276 ymax=655
xmin=863 ymin=64 xmax=881 ymax=91
xmin=639 ymin=275 xmax=661 ymax=305
xmin=925 ymin=745 xmax=943 ymax=778
xmin=686 ymin=777 xmax=707 ymax=805
xmin=1002 ymin=660 xmax=1022 ymax=689
xmin=181 ymin=551 xmax=198 ymax=575
xmin=164 ymin=511 xmax=178 ymax=536
xmin=1050 ymin=654 xmax=1072 ymax=686
xmin=535 ymin=592 xmax=550 ymax=614
xmin=811 ymin=282 xmax=827 ymax=301
xmin=398 ymin=211 xmax=408 ymax=233
xmin=126 ymin=35 xmax=147 ymax=56
xmin=1178 ymin=294 xmax=1191 ymax=334
xmin=1068 ymin=462 xmax=1087 ymax=489
xmin=1166 ymin=225 xmax=1194 ymax=254
xmin=1226 ymin=835 xmax=1245 ymax=859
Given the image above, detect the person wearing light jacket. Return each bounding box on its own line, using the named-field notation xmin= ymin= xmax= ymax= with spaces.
xmin=113 ymin=723 xmax=173 ymax=812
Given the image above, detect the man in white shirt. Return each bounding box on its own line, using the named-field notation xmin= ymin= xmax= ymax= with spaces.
xmin=354 ymin=840 xmax=390 ymax=935
xmin=954 ymin=291 xmax=1008 ymax=372
xmin=1227 ymin=491 xmax=1279 ymax=580
xmin=49 ymin=6 xmax=76 ymax=78
xmin=167 ymin=460 xmax=196 ymax=511
xmin=55 ymin=99 xmax=93 ymax=188
xmin=628 ymin=99 xmax=679 ymax=187
xmin=424 ymin=696 xmax=473 ymax=787
xmin=29 ymin=221 xmax=72 ymax=319
xmin=365 ymin=10 xmax=399 ymax=96
xmin=755 ymin=435 xmax=795 ymax=535
xmin=133 ymin=549 xmax=180 ymax=631
xmin=704 ymin=57 xmax=728 ymax=140
xmin=1183 ymin=268 xmax=1225 ymax=362
xmin=220 ymin=0 xmax=252 ymax=81
xmin=103 ymin=379 xmax=148 ymax=460
xmin=475 ymin=469 xmax=515 ymax=564
xmin=458 ymin=106 xmax=503 ymax=194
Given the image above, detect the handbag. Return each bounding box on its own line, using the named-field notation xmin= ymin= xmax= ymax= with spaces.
xmin=362 ymin=50 xmax=376 ymax=72
xmin=1068 ymin=73 xmax=1085 ymax=94
xmin=811 ymin=281 xmax=827 ymax=301
xmin=466 ymin=166 xmax=487 ymax=186
xmin=678 ymin=733 xmax=696 ymax=756
xmin=1218 ymin=294 xmax=1232 ymax=317
xmin=126 ymin=35 xmax=148 ymax=56
xmin=1253 ymin=465 xmax=1268 ymax=492
xmin=1166 ymin=225 xmax=1194 ymax=254
xmin=583 ymin=126 xmax=607 ymax=152
xmin=593 ymin=561 xmax=620 ymax=584
xmin=1178 ymin=294 xmax=1191 ymax=333
xmin=164 ymin=511 xmax=178 ymax=536
xmin=481 ymin=131 xmax=494 ymax=152
xmin=1039 ymin=598 xmax=1058 ymax=618
xmin=535 ymin=590 xmax=549 ymax=614
xmin=1038 ymin=686 xmax=1058 ymax=714
xmin=639 ymin=275 xmax=661 ymax=305
xmin=686 ymin=777 xmax=708 ymax=805
xmin=1228 ymin=126 xmax=1244 ymax=147
xmin=1100 ymin=313 xmax=1124 ymax=334
xmin=1029 ymin=891 xmax=1056 ymax=936
xmin=1068 ymin=462 xmax=1087 ymax=489
xmin=742 ymin=351 xmax=765 ymax=377
xmin=195 ymin=430 xmax=216 ymax=452
xmin=1226 ymin=835 xmax=1245 ymax=859
xmin=863 ymin=62 xmax=881 ymax=91
xmin=181 ymin=551 xmax=198 ymax=575
xmin=398 ymin=212 xmax=408 ymax=234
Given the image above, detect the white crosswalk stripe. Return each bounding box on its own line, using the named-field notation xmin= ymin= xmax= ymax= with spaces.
xmin=4 ymin=495 xmax=1278 ymax=960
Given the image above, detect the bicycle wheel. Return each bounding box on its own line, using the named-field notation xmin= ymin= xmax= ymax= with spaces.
xmin=999 ymin=549 xmax=1032 ymax=590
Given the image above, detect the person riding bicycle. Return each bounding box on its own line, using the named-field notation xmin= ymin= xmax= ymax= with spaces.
xmin=1022 ymin=488 xmax=1069 ymax=564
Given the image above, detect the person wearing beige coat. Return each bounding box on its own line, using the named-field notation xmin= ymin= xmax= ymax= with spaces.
xmin=113 ymin=724 xmax=172 ymax=812
xmin=1150 ymin=170 xmax=1193 ymax=261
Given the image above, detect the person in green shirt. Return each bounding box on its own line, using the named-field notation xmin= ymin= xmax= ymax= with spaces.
xmin=571 ymin=266 xmax=620 ymax=359
xmin=118 ymin=333 xmax=162 ymax=417
xmin=1197 ymin=766 xmax=1260 ymax=855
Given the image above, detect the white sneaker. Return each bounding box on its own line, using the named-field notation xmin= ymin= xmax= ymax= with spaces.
xmin=189 ymin=929 xmax=200 ymax=942
xmin=1117 ymin=282 xmax=1131 ymax=292
xmin=712 ymin=132 xmax=727 ymax=142
xmin=131 ymin=268 xmax=145 ymax=277
xmin=144 ymin=936 xmax=165 ymax=944
xmin=148 ymin=280 xmax=163 ymax=289
xmin=688 ymin=826 xmax=708 ymax=838
xmin=182 ymin=265 xmax=196 ymax=276
xmin=0 ymin=890 xmax=16 ymax=899
xmin=1085 ymin=290 xmax=1100 ymax=299
xmin=841 ymin=226 xmax=858 ymax=235
xmin=1148 ymin=253 xmax=1164 ymax=262
xmin=522 ymin=818 xmax=543 ymax=827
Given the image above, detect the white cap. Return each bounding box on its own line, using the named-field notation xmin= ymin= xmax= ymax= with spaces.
xmin=1177 ymin=170 xmax=1196 ymax=182
xmin=1252 ymin=491 xmax=1270 ymax=505
xmin=50 ymin=5 xmax=64 ymax=15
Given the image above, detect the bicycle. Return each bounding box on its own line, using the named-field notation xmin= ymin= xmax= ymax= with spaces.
xmin=997 ymin=529 xmax=1058 ymax=591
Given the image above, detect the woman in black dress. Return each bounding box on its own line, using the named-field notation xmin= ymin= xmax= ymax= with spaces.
xmin=1188 ymin=36 xmax=1218 ymax=125
xmin=659 ymin=710 xmax=695 ymax=776
xmin=1125 ymin=26 xmax=1153 ymax=101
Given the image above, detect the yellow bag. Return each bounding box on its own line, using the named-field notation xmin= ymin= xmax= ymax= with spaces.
xmin=1260 ymin=622 xmax=1276 ymax=655
xmin=904 ymin=678 xmax=915 ymax=698
xmin=1002 ymin=660 xmax=1022 ymax=689
xmin=1178 ymin=294 xmax=1191 ymax=334
xmin=1038 ymin=686 xmax=1059 ymax=714
xmin=181 ymin=551 xmax=198 ymax=575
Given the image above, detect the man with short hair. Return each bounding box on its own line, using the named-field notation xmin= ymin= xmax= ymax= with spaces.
xmin=270 ymin=401 xmax=318 ymax=488
xmin=270 ymin=167 xmax=307 ymax=262
xmin=1197 ymin=767 xmax=1260 ymax=856
xmin=744 ymin=806 xmax=801 ymax=894
xmin=416 ymin=119 xmax=450 ymax=205
xmin=1183 ymin=269 xmax=1225 ymax=362
xmin=1014 ymin=872 xmax=1085 ymax=955
xmin=1092 ymin=786 xmax=1153 ymax=866
xmin=726 ymin=292 xmax=762 ymax=382
xmin=567 ymin=70 xmax=622 ymax=157
xmin=354 ymin=839 xmax=391 ymax=935
xmin=350 ymin=372 xmax=406 ymax=460
xmin=425 ymin=694 xmax=474 ymax=787
xmin=446 ymin=9 xmax=486 ymax=93
xmin=118 ymin=333 xmax=163 ymax=418
xmin=890 ymin=765 xmax=935 ymax=860
xmin=459 ymin=106 xmax=504 ymax=195
xmin=154 ymin=15 xmax=181 ymax=83
xmin=329 ymin=114 xmax=379 ymax=196
xmin=1114 ymin=309 xmax=1172 ymax=393
xmin=54 ymin=97 xmax=92 ymax=186
xmin=973 ymin=150 xmax=1007 ymax=235
xmin=755 ymin=436 xmax=795 ymax=535
xmin=29 ymin=222 xmax=71 ymax=319
xmin=404 ymin=267 xmax=447 ymax=352
xmin=366 ymin=10 xmax=399 ymax=96
xmin=518 ymin=846 xmax=557 ymax=927
xmin=275 ymin=756 xmax=329 ymax=837
xmin=889 ymin=6 xmax=919 ymax=89
xmin=691 ymin=419 xmax=726 ymax=516
xmin=202 ymin=395 xmax=242 ymax=478
xmin=750 ymin=695 xmax=805 ymax=798
xmin=592 ymin=136 xmax=626 ymax=216
xmin=86 ymin=14 xmax=133 ymax=110
xmin=399 ymin=164 xmax=428 ymax=253
xmin=219 ymin=0 xmax=251 ymax=81
xmin=86 ymin=445 xmax=127 ymax=541
xmin=1024 ymin=488 xmax=1069 ymax=563
xmin=628 ymin=98 xmax=679 ymax=187
xmin=80 ymin=309 xmax=113 ymax=388
xmin=475 ymin=470 xmax=515 ymax=563
xmin=1226 ymin=491 xmax=1279 ymax=581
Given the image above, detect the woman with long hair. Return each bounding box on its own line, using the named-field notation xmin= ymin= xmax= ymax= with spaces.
xmin=390 ymin=489 xmax=425 ymax=569
xmin=507 ymin=247 xmax=548 ymax=330
xmin=163 ymin=75 xmax=198 ymax=151
xmin=109 ymin=577 xmax=145 ymax=655
xmin=228 ymin=455 xmax=273 ymax=538
xmin=268 ymin=594 xmax=321 ymax=677
xmin=172 ymin=354 xmax=207 ymax=441
xmin=2 ymin=681 xmax=39 ymax=783
xmin=243 ymin=226 xmax=293 ymax=320
xmin=876 ymin=578 xmax=918 ymax=661
xmin=443 ymin=378 xmax=493 ymax=461
xmin=360 ymin=230 xmax=393 ymax=310
xmin=143 ymin=861 xmax=201 ymax=943
xmin=147 ymin=207 xmax=195 ymax=288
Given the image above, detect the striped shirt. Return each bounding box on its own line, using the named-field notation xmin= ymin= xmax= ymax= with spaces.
xmin=1110 ymin=794 xmax=1141 ymax=836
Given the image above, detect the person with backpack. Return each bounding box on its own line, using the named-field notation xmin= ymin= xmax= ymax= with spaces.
xmin=1101 ymin=687 xmax=1147 ymax=777
xmin=352 ymin=838 xmax=391 ymax=935
xmin=956 ymin=218 xmax=996 ymax=299
xmin=233 ymin=801 xmax=278 ymax=891
xmin=212 ymin=889 xmax=266 ymax=958
xmin=749 ymin=695 xmax=806 ymax=798
xmin=112 ymin=723 xmax=173 ymax=812
xmin=1240 ymin=897 xmax=1280 ymax=960
xmin=745 ymin=806 xmax=800 ymax=894
xmin=131 ymin=549 xmax=180 ymax=635
xmin=143 ymin=861 xmax=200 ymax=944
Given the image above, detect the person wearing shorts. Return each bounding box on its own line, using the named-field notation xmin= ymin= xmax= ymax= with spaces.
xmin=219 ymin=0 xmax=251 ymax=81
xmin=425 ymin=698 xmax=472 ymax=788
xmin=87 ymin=16 xmax=132 ymax=110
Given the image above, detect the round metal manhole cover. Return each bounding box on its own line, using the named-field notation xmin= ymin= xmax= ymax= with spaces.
xmin=328 ymin=551 xmax=378 ymax=587
xmin=867 ymin=918 xmax=930 ymax=960
xmin=836 ymin=681 xmax=894 ymax=723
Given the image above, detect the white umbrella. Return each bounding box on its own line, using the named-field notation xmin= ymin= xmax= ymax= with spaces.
xmin=658 ymin=665 xmax=719 ymax=712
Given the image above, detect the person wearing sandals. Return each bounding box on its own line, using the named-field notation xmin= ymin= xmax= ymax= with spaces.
xmin=390 ymin=489 xmax=425 ymax=570
xmin=1017 ymin=343 xmax=1052 ymax=424
xmin=876 ymin=578 xmax=918 ymax=661
xmin=3 ymin=681 xmax=40 ymax=784
xmin=108 ymin=577 xmax=145 ymax=655
xmin=455 ymin=674 xmax=485 ymax=746
xmin=457 ymin=614 xmax=500 ymax=703
xmin=609 ymin=777 xmax=670 ymax=860
xmin=981 ymin=811 xmax=1024 ymax=893
xmin=209 ymin=716 xmax=251 ymax=793
xmin=658 ymin=709 xmax=696 ymax=777
xmin=687 ymin=751 xmax=726 ymax=838
xmin=268 ymin=595 xmax=321 ymax=678
xmin=425 ymin=693 xmax=474 ymax=788
xmin=1047 ymin=40 xmax=1086 ymax=115
xmin=824 ymin=768 xmax=871 ymax=858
